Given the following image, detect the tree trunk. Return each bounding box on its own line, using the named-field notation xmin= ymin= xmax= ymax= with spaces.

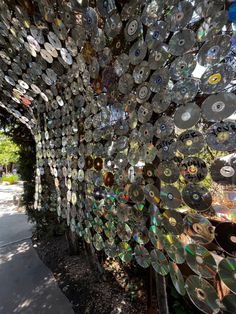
xmin=155 ymin=273 xmax=169 ymax=314
xmin=65 ymin=228 xmax=80 ymax=255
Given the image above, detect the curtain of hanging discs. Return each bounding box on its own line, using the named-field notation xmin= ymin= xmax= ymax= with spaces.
xmin=0 ymin=0 xmax=236 ymax=312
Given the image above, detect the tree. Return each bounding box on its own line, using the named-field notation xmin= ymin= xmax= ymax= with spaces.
xmin=0 ymin=132 xmax=20 ymax=174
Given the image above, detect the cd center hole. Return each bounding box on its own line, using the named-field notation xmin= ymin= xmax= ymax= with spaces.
xmin=196 ymin=255 xmax=203 ymax=264
xmin=169 ymin=217 xmax=176 ymax=226
xmin=196 ymin=289 xmax=206 ymax=301
xmin=230 ymin=236 xmax=236 ymax=244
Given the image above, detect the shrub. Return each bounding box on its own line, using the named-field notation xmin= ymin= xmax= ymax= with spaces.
xmin=1 ymin=173 xmax=19 ymax=184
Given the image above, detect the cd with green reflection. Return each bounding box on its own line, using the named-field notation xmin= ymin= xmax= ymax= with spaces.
xmin=185 ymin=275 xmax=220 ymax=314
xmin=118 ymin=241 xmax=133 ymax=263
xmin=164 ymin=234 xmax=185 ymax=264
xmin=104 ymin=239 xmax=118 ymax=258
xmin=218 ymin=258 xmax=236 ymax=294
xmin=148 ymin=225 xmax=165 ymax=248
xmin=93 ymin=233 xmax=104 ymax=251
xmin=150 ymin=249 xmax=169 ymax=276
xmin=134 ymin=245 xmax=151 ymax=268
xmin=169 ymin=262 xmax=185 ymax=296
xmin=185 ymin=244 xmax=217 ymax=278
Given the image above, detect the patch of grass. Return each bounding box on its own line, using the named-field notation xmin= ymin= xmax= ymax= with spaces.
xmin=1 ymin=173 xmax=19 ymax=184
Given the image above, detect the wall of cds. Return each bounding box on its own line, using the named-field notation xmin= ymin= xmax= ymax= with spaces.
xmin=0 ymin=0 xmax=236 ymax=312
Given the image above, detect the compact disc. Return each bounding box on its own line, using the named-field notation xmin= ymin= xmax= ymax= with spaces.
xmin=129 ymin=40 xmax=147 ymax=66
xmin=156 ymin=137 xmax=177 ymax=161
xmin=222 ymin=294 xmax=236 ymax=313
xmin=141 ymin=1 xmax=163 ymax=26
xmin=148 ymin=44 xmax=169 ymax=70
xmin=160 ymin=185 xmax=182 ymax=209
xmin=133 ymin=61 xmax=150 ymax=84
xmin=210 ymin=156 xmax=236 ymax=186
xmin=149 ymin=68 xmax=169 ymax=93
xmin=164 ymin=234 xmax=185 ymax=264
xmin=96 ymin=0 xmax=116 ymax=17
xmin=215 ymin=222 xmax=236 ymax=257
xmin=197 ymin=35 xmax=232 ymax=67
xmin=185 ymin=275 xmax=220 ymax=314
xmin=128 ymin=183 xmax=145 ymax=203
xmin=150 ymin=249 xmax=169 ymax=276
xmin=140 ymin=143 xmax=157 ymax=163
xmin=177 ymin=129 xmax=205 ymax=156
xmin=162 ymin=209 xmax=184 ymax=235
xmin=154 ymin=116 xmax=174 ymax=139
xmin=136 ymin=82 xmax=151 ymax=103
xmin=157 ymin=161 xmax=180 ymax=184
xmin=182 ymin=184 xmax=212 ymax=212
xmin=118 ymin=73 xmax=134 ymax=95
xmin=169 ymin=29 xmax=195 ymax=56
xmin=152 ymin=90 xmax=172 ymax=113
xmin=185 ymin=244 xmax=217 ymax=278
xmin=118 ymin=241 xmax=133 ymax=263
xmin=124 ymin=16 xmax=142 ymax=42
xmin=103 ymin=172 xmax=114 ymax=187
xmin=174 ymin=102 xmax=201 ymax=129
xmin=137 ymin=102 xmax=153 ymax=123
xmin=218 ymin=258 xmax=236 ymax=294
xmin=206 ymin=121 xmax=236 ymax=152
xmin=145 ymin=21 xmax=168 ymax=49
xmin=180 ymin=157 xmax=207 ymax=183
xmin=169 ymin=262 xmax=185 ymax=295
xmin=170 ymin=54 xmax=196 ymax=81
xmin=200 ymin=64 xmax=234 ymax=94
xmin=172 ymin=80 xmax=199 ymax=105
xmin=143 ymin=164 xmax=156 ymax=181
xmin=183 ymin=213 xmax=215 ymax=244
xmin=144 ymin=184 xmax=160 ymax=205
xmin=166 ymin=1 xmax=194 ymax=32
xmin=134 ymin=245 xmax=151 ymax=268
xmin=202 ymin=93 xmax=236 ymax=123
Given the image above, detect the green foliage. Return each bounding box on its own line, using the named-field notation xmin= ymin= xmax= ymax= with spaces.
xmin=1 ymin=173 xmax=19 ymax=184
xmin=0 ymin=132 xmax=20 ymax=168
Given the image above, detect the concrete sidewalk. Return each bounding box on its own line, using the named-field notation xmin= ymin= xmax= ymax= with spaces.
xmin=0 ymin=184 xmax=74 ymax=313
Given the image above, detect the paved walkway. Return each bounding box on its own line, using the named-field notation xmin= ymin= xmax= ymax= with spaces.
xmin=0 ymin=183 xmax=74 ymax=314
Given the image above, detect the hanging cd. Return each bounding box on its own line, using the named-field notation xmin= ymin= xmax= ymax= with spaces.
xmin=185 ymin=244 xmax=217 ymax=278
xmin=52 ymin=18 xmax=67 ymax=40
xmin=117 ymin=222 xmax=132 ymax=241
xmin=210 ymin=156 xmax=236 ymax=186
xmin=145 ymin=21 xmax=168 ymax=49
xmin=164 ymin=234 xmax=185 ymax=264
xmin=172 ymin=79 xmax=199 ymax=105
xmin=83 ymin=7 xmax=98 ymax=33
xmin=177 ymin=129 xmax=205 ymax=156
xmin=200 ymin=64 xmax=234 ymax=94
xmin=124 ymin=16 xmax=142 ymax=42
xmin=118 ymin=241 xmax=133 ymax=263
xmin=215 ymin=222 xmax=236 ymax=257
xmin=128 ymin=183 xmax=145 ymax=203
xmin=170 ymin=54 xmax=196 ymax=81
xmin=183 ymin=213 xmax=215 ymax=244
xmin=222 ymin=294 xmax=236 ymax=313
xmin=182 ymin=184 xmax=212 ymax=212
xmin=143 ymin=164 xmax=156 ymax=181
xmin=140 ymin=143 xmax=157 ymax=163
xmin=138 ymin=102 xmax=153 ymax=123
xmin=129 ymin=40 xmax=147 ymax=65
xmin=185 ymin=275 xmax=220 ymax=314
xmin=154 ymin=116 xmax=174 ymax=139
xmin=197 ymin=35 xmax=232 ymax=67
xmin=149 ymin=68 xmax=169 ymax=93
xmin=141 ymin=1 xmax=163 ymax=26
xmin=96 ymin=0 xmax=116 ymax=17
xmin=118 ymin=73 xmax=134 ymax=95
xmin=133 ymin=61 xmax=150 ymax=85
xmin=148 ymin=44 xmax=169 ymax=70
xmin=169 ymin=262 xmax=185 ymax=296
xmin=156 ymin=137 xmax=177 ymax=161
xmin=150 ymin=249 xmax=169 ymax=276
xmin=202 ymin=93 xmax=236 ymax=123
xmin=218 ymin=258 xmax=236 ymax=294
xmin=165 ymin=1 xmax=194 ymax=32
xmin=174 ymin=102 xmax=201 ymax=129
xmin=144 ymin=184 xmax=160 ymax=205
xmin=152 ymin=89 xmax=172 ymax=113
xmin=134 ymin=245 xmax=151 ymax=268
xmin=136 ymin=82 xmax=151 ymax=103
xmin=157 ymin=160 xmax=180 ymax=184
xmin=162 ymin=209 xmax=184 ymax=235
xmin=180 ymin=157 xmax=207 ymax=183
xmin=169 ymin=29 xmax=196 ymax=56
xmin=160 ymin=185 xmax=182 ymax=209
xmin=206 ymin=121 xmax=236 ymax=152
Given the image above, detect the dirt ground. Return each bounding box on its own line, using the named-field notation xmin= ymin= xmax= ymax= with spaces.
xmin=32 ymin=234 xmax=147 ymax=314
